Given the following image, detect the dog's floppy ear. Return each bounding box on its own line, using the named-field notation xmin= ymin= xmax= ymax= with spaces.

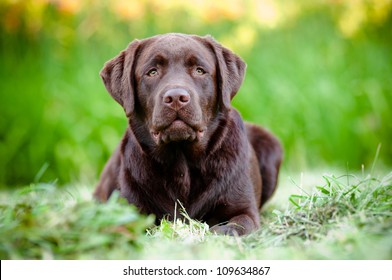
xmin=100 ymin=40 xmax=141 ymax=117
xmin=201 ymin=35 xmax=246 ymax=111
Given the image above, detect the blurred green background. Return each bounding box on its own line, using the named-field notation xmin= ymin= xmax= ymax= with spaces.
xmin=0 ymin=0 xmax=391 ymax=188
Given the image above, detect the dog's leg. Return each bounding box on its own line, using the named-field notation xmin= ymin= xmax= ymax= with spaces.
xmin=94 ymin=145 xmax=121 ymax=201
xmin=246 ymin=124 xmax=283 ymax=206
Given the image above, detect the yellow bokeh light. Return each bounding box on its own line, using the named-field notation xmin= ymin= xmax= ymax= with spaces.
xmin=338 ymin=0 xmax=392 ymax=37
xmin=52 ymin=0 xmax=83 ymax=15
xmin=112 ymin=0 xmax=145 ymax=20
xmin=1 ymin=0 xmax=391 ymax=40
xmin=254 ymin=0 xmax=281 ymax=28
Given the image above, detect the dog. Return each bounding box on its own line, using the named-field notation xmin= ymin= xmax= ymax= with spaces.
xmin=94 ymin=33 xmax=282 ymax=235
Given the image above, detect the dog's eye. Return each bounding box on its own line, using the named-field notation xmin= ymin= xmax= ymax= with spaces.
xmin=147 ymin=69 xmax=158 ymax=77
xmin=195 ymin=67 xmax=206 ymax=75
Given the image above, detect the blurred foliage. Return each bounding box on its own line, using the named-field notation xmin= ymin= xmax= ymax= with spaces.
xmin=0 ymin=0 xmax=391 ymax=186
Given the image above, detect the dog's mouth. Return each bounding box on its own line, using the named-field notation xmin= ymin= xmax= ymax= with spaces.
xmin=151 ymin=119 xmax=205 ymax=144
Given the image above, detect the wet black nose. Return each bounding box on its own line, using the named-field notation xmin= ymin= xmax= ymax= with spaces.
xmin=163 ymin=88 xmax=190 ymax=110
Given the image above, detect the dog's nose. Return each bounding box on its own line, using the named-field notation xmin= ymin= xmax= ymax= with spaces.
xmin=163 ymin=88 xmax=190 ymax=109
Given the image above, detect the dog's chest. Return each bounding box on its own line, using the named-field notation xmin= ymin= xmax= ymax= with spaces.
xmin=161 ymin=158 xmax=202 ymax=201
xmin=145 ymin=158 xmax=213 ymax=218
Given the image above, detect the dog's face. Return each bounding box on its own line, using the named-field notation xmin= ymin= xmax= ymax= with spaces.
xmin=100 ymin=34 xmax=246 ymax=147
xmin=135 ymin=35 xmax=217 ymax=144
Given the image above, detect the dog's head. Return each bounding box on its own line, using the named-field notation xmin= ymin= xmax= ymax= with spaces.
xmin=100 ymin=33 xmax=245 ymax=146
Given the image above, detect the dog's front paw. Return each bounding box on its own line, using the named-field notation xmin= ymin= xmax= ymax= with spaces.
xmin=210 ymin=223 xmax=245 ymax=236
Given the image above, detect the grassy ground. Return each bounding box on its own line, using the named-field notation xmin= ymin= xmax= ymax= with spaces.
xmin=1 ymin=169 xmax=391 ymax=260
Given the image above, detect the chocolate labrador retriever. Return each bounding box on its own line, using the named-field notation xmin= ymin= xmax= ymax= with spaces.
xmin=94 ymin=33 xmax=282 ymax=235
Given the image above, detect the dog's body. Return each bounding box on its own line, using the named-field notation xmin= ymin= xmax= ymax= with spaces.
xmin=94 ymin=34 xmax=282 ymax=235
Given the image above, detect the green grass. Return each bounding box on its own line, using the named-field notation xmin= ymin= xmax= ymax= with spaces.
xmin=1 ymin=170 xmax=391 ymax=260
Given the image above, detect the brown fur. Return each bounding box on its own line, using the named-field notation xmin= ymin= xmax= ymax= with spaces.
xmin=94 ymin=34 xmax=282 ymax=235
